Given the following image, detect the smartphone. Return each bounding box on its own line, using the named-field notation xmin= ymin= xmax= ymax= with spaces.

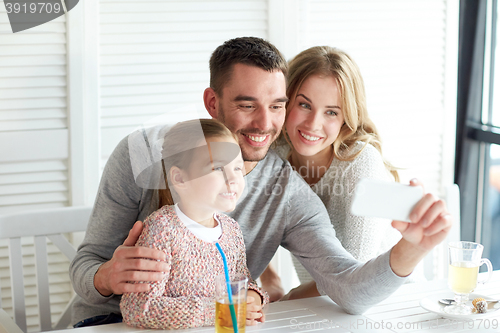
xmin=350 ymin=178 xmax=424 ymax=222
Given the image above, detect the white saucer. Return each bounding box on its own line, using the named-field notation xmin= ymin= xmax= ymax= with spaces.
xmin=419 ymin=292 xmax=500 ymax=320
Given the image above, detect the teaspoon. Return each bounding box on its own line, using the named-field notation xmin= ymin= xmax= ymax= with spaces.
xmin=439 ymin=298 xmax=499 ymax=306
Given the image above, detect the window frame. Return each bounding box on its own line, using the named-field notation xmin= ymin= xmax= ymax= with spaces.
xmin=456 ymin=0 xmax=500 ymax=247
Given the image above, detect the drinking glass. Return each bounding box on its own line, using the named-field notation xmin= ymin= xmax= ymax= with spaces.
xmin=215 ymin=274 xmax=247 ymax=333
xmin=445 ymin=241 xmax=493 ymax=315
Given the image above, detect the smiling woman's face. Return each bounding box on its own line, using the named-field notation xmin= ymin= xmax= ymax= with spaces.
xmin=285 ymin=74 xmax=345 ymax=157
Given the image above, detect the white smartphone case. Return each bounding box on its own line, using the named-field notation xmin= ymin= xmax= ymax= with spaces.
xmin=350 ymin=178 xmax=424 ymax=222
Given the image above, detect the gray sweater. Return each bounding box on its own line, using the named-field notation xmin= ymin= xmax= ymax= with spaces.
xmin=70 ymin=128 xmax=406 ymax=324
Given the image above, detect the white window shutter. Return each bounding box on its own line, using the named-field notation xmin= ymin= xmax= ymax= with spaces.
xmin=0 ymin=12 xmax=69 ymax=213
xmin=98 ymin=0 xmax=269 ymax=165
xmin=0 ymin=10 xmax=72 ymax=332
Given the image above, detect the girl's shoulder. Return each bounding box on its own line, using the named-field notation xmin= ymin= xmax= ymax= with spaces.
xmin=215 ymin=212 xmax=244 ymax=236
xmin=137 ymin=205 xmax=177 ymax=248
xmin=215 ymin=212 xmax=245 ymax=248
xmin=215 ymin=212 xmax=239 ymax=228
xmin=146 ymin=204 xmax=176 ymax=219
xmin=143 ymin=205 xmax=178 ymax=230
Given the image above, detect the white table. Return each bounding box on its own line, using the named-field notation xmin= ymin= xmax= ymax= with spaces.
xmin=46 ymin=271 xmax=500 ymax=333
xmin=363 ymin=270 xmax=500 ymax=333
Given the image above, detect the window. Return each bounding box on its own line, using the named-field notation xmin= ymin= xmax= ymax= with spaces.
xmin=456 ymin=0 xmax=500 ymax=270
xmin=483 ymin=144 xmax=500 ymax=269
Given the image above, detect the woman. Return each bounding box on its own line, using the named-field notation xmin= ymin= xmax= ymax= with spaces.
xmin=275 ymin=46 xmax=403 ymax=286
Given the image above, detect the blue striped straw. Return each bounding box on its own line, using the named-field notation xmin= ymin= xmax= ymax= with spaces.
xmin=215 ymin=242 xmax=239 ymax=333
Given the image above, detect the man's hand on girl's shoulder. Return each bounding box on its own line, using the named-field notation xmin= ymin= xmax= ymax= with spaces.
xmin=94 ymin=221 xmax=168 ymax=296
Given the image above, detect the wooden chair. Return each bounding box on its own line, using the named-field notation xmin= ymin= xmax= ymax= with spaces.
xmin=0 ymin=206 xmax=91 ymax=332
xmin=0 ymin=308 xmax=23 ymax=333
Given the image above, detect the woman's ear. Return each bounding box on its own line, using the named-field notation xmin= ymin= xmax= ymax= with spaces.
xmin=204 ymin=87 xmax=219 ymax=119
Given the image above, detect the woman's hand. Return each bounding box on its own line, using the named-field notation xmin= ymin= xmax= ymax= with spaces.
xmin=246 ymin=290 xmax=265 ymax=325
xmin=280 ymin=280 xmax=320 ymax=301
xmin=259 ymin=264 xmax=285 ymax=302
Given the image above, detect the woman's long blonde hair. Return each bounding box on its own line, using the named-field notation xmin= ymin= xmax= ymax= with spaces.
xmin=285 ymin=46 xmax=399 ymax=181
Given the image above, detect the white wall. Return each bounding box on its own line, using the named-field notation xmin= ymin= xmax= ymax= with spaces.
xmin=0 ymin=0 xmax=458 ymax=330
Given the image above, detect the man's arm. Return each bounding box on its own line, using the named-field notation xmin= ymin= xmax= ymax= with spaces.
xmin=281 ymin=174 xmax=451 ymax=314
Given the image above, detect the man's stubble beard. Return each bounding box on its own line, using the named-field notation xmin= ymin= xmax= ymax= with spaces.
xmin=217 ymin=105 xmax=277 ymax=162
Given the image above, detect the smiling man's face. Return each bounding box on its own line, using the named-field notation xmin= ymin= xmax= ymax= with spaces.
xmin=214 ymin=63 xmax=288 ymax=162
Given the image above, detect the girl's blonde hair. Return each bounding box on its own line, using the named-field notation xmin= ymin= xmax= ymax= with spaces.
xmin=285 ymin=46 xmax=399 ymax=181
xmin=157 ymin=118 xmax=238 ymax=209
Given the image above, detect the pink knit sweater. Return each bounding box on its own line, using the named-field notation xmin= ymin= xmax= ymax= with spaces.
xmin=120 ymin=205 xmax=268 ymax=330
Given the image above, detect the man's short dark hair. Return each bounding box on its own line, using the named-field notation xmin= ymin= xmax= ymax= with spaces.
xmin=209 ymin=37 xmax=288 ymax=96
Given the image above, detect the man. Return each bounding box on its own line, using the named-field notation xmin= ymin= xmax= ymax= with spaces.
xmin=70 ymin=37 xmax=451 ymax=326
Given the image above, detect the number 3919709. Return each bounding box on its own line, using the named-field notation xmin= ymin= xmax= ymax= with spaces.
xmin=5 ymin=2 xmax=62 ymax=14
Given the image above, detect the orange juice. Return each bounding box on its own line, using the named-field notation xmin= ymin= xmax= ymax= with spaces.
xmin=215 ymin=298 xmax=246 ymax=333
xmin=449 ymin=261 xmax=479 ymax=294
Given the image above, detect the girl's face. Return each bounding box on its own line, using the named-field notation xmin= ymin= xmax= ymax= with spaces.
xmin=181 ymin=136 xmax=245 ymax=213
xmin=285 ymin=74 xmax=345 ymax=157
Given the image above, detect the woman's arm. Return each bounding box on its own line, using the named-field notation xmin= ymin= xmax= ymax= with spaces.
xmin=259 ymin=263 xmax=285 ymax=302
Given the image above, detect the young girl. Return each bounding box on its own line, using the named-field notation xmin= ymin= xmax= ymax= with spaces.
xmin=120 ymin=119 xmax=268 ymax=330
xmin=274 ymin=46 xmax=406 ymax=295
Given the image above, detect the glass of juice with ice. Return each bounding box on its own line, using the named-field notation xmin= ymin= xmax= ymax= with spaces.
xmin=215 ymin=274 xmax=247 ymax=333
xmin=445 ymin=241 xmax=493 ymax=315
